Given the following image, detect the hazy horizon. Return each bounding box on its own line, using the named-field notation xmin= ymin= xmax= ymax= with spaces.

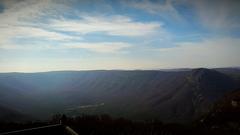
xmin=0 ymin=66 xmax=239 ymax=73
xmin=1 ymin=1 xmax=240 ymax=133
xmin=0 ymin=0 xmax=240 ymax=72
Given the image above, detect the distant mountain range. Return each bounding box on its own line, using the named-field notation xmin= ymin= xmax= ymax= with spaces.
xmin=0 ymin=68 xmax=240 ymax=123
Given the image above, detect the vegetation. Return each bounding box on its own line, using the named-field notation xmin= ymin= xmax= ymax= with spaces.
xmin=1 ymin=110 xmax=240 ymax=135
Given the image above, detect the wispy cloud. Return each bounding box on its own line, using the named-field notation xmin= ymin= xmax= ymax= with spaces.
xmin=0 ymin=25 xmax=75 ymax=44
xmin=191 ymin=0 xmax=240 ymax=32
xmin=124 ymin=0 xmax=184 ymax=22
xmin=0 ymin=0 xmax=239 ymax=72
xmin=125 ymin=0 xmax=240 ymax=34
xmin=0 ymin=41 xmax=131 ymax=53
xmin=0 ymin=0 xmax=75 ymax=45
xmin=0 ymin=0 xmax=162 ymax=52
xmin=49 ymin=15 xmax=162 ymax=37
xmin=64 ymin=42 xmax=131 ymax=53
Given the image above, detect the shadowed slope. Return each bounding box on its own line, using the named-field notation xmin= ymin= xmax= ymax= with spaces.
xmin=0 ymin=68 xmax=239 ymax=123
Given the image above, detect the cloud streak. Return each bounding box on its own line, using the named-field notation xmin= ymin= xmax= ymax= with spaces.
xmin=0 ymin=0 xmax=76 ymax=45
xmin=0 ymin=41 xmax=131 ymax=53
xmin=49 ymin=15 xmax=162 ymax=37
xmin=0 ymin=0 xmax=239 ymax=72
xmin=124 ymin=0 xmax=184 ymax=22
xmin=64 ymin=42 xmax=131 ymax=53
xmin=0 ymin=25 xmax=74 ymax=43
xmin=0 ymin=0 xmax=162 ymax=53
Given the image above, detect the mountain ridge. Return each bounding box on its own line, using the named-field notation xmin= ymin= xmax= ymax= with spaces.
xmin=0 ymin=68 xmax=239 ymax=123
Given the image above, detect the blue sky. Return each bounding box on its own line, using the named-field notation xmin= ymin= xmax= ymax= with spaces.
xmin=0 ymin=0 xmax=239 ymax=72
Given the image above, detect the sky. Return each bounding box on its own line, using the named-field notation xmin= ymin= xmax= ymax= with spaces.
xmin=0 ymin=0 xmax=239 ymax=72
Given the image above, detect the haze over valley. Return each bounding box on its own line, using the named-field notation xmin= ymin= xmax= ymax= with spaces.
xmin=0 ymin=0 xmax=240 ymax=134
xmin=1 ymin=68 xmax=240 ymax=123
